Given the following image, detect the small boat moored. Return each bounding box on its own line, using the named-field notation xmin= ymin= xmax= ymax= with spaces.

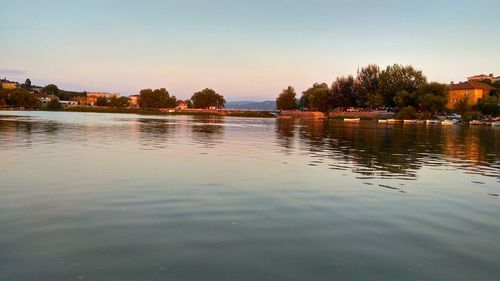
xmin=344 ymin=118 xmax=360 ymax=122
xmin=403 ymin=119 xmax=418 ymax=124
xmin=426 ymin=119 xmax=440 ymax=125
xmin=469 ymin=120 xmax=484 ymax=125
xmin=387 ymin=119 xmax=402 ymax=123
xmin=441 ymin=119 xmax=457 ymax=125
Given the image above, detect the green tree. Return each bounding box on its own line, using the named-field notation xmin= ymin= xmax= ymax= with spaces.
xmin=454 ymin=97 xmax=471 ymax=116
xmin=395 ymin=106 xmax=417 ymax=119
xmin=476 ymin=95 xmax=500 ymax=116
xmin=46 ymin=97 xmax=62 ymax=110
xmin=6 ymin=88 xmax=41 ymax=109
xmin=23 ymin=78 xmax=32 ymax=89
xmin=109 ymin=96 xmax=130 ymax=108
xmin=95 ymin=96 xmax=109 ymax=106
xmin=191 ymin=88 xmax=225 ymax=109
xmin=393 ymin=90 xmax=416 ymax=109
xmin=139 ymin=88 xmax=176 ymax=108
xmin=301 ymin=83 xmax=331 ymax=113
xmin=276 ymin=86 xmax=298 ymax=110
xmin=354 ymin=64 xmax=383 ymax=108
xmin=379 ymin=64 xmax=427 ymax=107
xmin=415 ymin=82 xmax=449 ymax=114
xmin=42 ymin=84 xmax=60 ymax=97
xmin=331 ymin=76 xmax=356 ymax=108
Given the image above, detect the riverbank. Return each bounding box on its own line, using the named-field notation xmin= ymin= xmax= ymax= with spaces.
xmin=281 ymin=110 xmax=394 ymax=120
xmin=61 ymin=106 xmax=275 ymax=118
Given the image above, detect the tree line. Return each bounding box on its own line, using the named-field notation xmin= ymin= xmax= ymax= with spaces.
xmin=276 ymin=64 xmax=500 ymax=117
xmin=137 ymin=87 xmax=225 ymax=109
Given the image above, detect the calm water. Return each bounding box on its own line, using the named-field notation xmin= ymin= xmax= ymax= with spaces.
xmin=1 ymin=111 xmax=499 ymax=281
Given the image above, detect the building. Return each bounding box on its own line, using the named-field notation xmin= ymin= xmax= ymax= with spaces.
xmin=467 ymin=73 xmax=500 ymax=83
xmin=129 ymin=94 xmax=140 ymax=108
xmin=85 ymin=92 xmax=119 ymax=106
xmin=448 ymin=81 xmax=495 ymax=109
xmin=0 ymin=79 xmax=19 ymax=90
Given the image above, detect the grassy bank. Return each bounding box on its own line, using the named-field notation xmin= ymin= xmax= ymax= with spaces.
xmin=64 ymin=106 xmax=275 ymax=118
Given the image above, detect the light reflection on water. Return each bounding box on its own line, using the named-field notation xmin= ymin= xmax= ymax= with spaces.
xmin=0 ymin=111 xmax=499 ymax=281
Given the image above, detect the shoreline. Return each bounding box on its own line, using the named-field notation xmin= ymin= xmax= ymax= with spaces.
xmin=0 ymin=107 xmax=276 ymax=118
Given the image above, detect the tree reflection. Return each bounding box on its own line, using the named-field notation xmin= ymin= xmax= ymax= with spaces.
xmin=276 ymin=118 xmax=500 ymax=179
xmin=137 ymin=118 xmax=175 ymax=150
xmin=191 ymin=116 xmax=224 ymax=147
xmin=275 ymin=118 xmax=295 ymax=154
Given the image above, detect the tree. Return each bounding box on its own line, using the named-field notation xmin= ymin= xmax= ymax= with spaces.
xmin=301 ymin=83 xmax=332 ymax=113
xmin=95 ymin=96 xmax=109 ymax=106
xmin=379 ymin=64 xmax=427 ymax=107
xmin=354 ymin=64 xmax=383 ymax=108
xmin=454 ymin=97 xmax=471 ymax=116
xmin=331 ymin=76 xmax=356 ymax=108
xmin=46 ymin=97 xmax=62 ymax=110
xmin=191 ymin=88 xmax=225 ymax=109
xmin=415 ymin=82 xmax=449 ymax=114
xmin=139 ymin=88 xmax=176 ymax=108
xmin=476 ymin=95 xmax=500 ymax=116
xmin=395 ymin=106 xmax=417 ymax=119
xmin=5 ymin=88 xmax=41 ymax=109
xmin=276 ymin=86 xmax=298 ymax=110
xmin=393 ymin=90 xmax=416 ymax=109
xmin=23 ymin=78 xmax=32 ymax=89
xmin=42 ymin=84 xmax=60 ymax=97
xmin=109 ymin=96 xmax=129 ymax=108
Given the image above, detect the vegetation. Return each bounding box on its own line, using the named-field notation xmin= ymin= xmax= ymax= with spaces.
xmin=191 ymin=88 xmax=225 ymax=109
xmin=300 ymin=83 xmax=331 ymax=113
xmin=95 ymin=96 xmax=109 ymax=106
xmin=454 ymin=97 xmax=472 ymax=117
xmin=379 ymin=64 xmax=427 ymax=107
xmin=109 ymin=96 xmax=130 ymax=108
xmin=0 ymin=88 xmax=40 ymax=109
xmin=276 ymin=86 xmax=298 ymax=110
xmin=41 ymin=84 xmax=85 ymax=101
xmin=279 ymin=64 xmax=449 ymax=118
xmin=46 ymin=97 xmax=63 ymax=110
xmin=395 ymin=106 xmax=417 ymax=119
xmin=354 ymin=64 xmax=383 ymax=109
xmin=139 ymin=88 xmax=177 ymax=108
xmin=476 ymin=95 xmax=500 ymax=116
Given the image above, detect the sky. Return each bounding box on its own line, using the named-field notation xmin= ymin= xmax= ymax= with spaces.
xmin=1 ymin=0 xmax=499 ymax=101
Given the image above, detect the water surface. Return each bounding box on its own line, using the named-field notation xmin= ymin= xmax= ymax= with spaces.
xmin=1 ymin=111 xmax=499 ymax=281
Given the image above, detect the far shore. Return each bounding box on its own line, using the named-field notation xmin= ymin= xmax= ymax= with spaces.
xmin=0 ymin=106 xmax=276 ymax=118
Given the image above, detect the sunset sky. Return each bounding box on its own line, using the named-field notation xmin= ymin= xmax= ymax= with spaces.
xmin=1 ymin=0 xmax=499 ymax=100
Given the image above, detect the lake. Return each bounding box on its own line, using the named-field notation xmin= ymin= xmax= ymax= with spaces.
xmin=0 ymin=111 xmax=499 ymax=281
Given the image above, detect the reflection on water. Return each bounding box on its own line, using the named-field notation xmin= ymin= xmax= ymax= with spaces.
xmin=0 ymin=111 xmax=499 ymax=281
xmin=276 ymin=118 xmax=499 ymax=180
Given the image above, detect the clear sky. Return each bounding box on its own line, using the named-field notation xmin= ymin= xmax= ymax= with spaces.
xmin=1 ymin=0 xmax=499 ymax=100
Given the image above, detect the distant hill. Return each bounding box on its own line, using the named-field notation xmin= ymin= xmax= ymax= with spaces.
xmin=225 ymin=101 xmax=276 ymax=110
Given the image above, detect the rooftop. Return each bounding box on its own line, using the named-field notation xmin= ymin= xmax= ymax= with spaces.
xmin=450 ymin=81 xmax=495 ymax=91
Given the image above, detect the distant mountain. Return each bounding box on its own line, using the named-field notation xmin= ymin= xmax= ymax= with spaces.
xmin=225 ymin=101 xmax=276 ymax=110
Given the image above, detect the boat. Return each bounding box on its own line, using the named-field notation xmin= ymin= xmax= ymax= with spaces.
xmin=469 ymin=120 xmax=484 ymax=125
xmin=441 ymin=119 xmax=456 ymax=125
xmin=378 ymin=119 xmax=388 ymax=123
xmin=344 ymin=118 xmax=360 ymax=122
xmin=425 ymin=119 xmax=440 ymax=125
xmin=403 ymin=119 xmax=418 ymax=124
xmin=492 ymin=121 xmax=500 ymax=127
xmin=387 ymin=119 xmax=402 ymax=123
